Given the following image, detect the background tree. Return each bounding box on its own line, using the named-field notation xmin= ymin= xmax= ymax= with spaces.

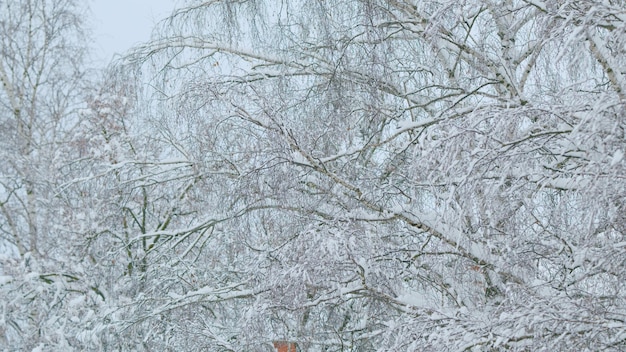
xmin=0 ymin=0 xmax=86 ymax=256
xmin=0 ymin=0 xmax=98 ymax=349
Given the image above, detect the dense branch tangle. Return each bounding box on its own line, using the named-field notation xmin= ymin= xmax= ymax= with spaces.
xmin=103 ymin=0 xmax=626 ymax=350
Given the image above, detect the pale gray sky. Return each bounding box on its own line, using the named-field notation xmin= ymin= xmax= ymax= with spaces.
xmin=90 ymin=0 xmax=178 ymax=65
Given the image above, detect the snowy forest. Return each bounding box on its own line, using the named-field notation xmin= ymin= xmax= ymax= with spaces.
xmin=1 ymin=0 xmax=626 ymax=350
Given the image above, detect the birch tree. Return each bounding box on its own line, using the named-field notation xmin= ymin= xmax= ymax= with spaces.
xmin=98 ymin=0 xmax=626 ymax=350
xmin=117 ymin=1 xmax=624 ymax=350
xmin=0 ymin=0 xmax=86 ymax=256
xmin=0 ymin=0 xmax=96 ymax=349
xmin=2 ymin=0 xmax=623 ymax=350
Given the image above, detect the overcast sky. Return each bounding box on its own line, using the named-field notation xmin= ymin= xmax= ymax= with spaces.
xmin=89 ymin=0 xmax=178 ymax=65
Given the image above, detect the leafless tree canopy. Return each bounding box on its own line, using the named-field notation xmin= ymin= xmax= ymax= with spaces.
xmin=1 ymin=0 xmax=626 ymax=350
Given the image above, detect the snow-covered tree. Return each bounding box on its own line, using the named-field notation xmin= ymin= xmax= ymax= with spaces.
xmin=3 ymin=0 xmax=626 ymax=350
xmin=110 ymin=0 xmax=626 ymax=350
xmin=0 ymin=0 xmax=98 ymax=349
